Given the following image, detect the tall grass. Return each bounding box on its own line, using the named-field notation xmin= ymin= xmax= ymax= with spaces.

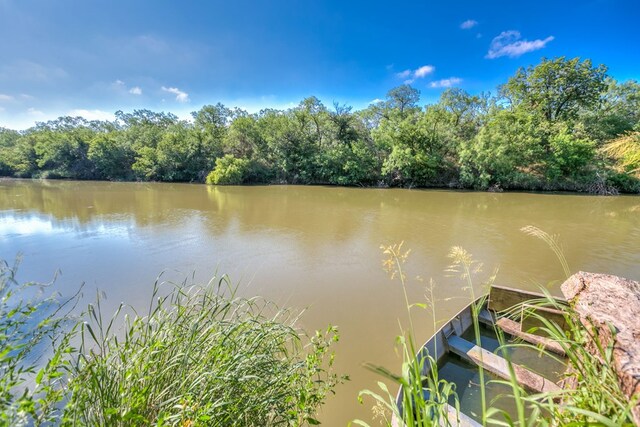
xmin=490 ymin=289 xmax=637 ymax=425
xmin=446 ymin=246 xmax=493 ymax=425
xmin=63 ymin=276 xmax=341 ymax=426
xmin=0 ymin=262 xmax=342 ymax=426
xmin=0 ymin=259 xmax=76 ymax=426
xmin=353 ymin=243 xmax=465 ymax=427
xmin=506 ymin=227 xmax=636 ymax=423
xmin=603 ymin=131 xmax=640 ymax=178
xmin=359 ymin=229 xmax=637 ymax=426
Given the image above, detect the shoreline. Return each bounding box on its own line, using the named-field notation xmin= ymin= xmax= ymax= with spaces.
xmin=2 ymin=176 xmax=639 ymax=197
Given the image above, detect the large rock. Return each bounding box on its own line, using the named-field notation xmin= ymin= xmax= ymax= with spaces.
xmin=561 ymin=272 xmax=640 ymax=425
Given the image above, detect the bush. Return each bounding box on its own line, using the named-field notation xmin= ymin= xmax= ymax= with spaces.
xmin=546 ymin=128 xmax=596 ymax=181
xmin=0 ymin=260 xmax=72 ymax=426
xmin=382 ymin=146 xmax=441 ymax=187
xmin=458 ymin=110 xmax=544 ymax=190
xmin=64 ymin=280 xmax=340 ymax=426
xmin=0 ymin=261 xmax=341 ymax=426
xmin=206 ymin=155 xmax=250 ymax=185
xmin=606 ymin=170 xmax=640 ymax=193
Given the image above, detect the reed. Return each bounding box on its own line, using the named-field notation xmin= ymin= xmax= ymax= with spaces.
xmin=353 ymin=243 xmax=463 ymax=427
xmin=0 ymin=259 xmax=76 ymax=426
xmin=0 ymin=261 xmax=341 ymax=427
xmin=359 ymin=229 xmax=636 ymax=426
xmin=493 ymin=291 xmax=637 ymax=426
xmin=62 ymin=276 xmax=341 ymax=426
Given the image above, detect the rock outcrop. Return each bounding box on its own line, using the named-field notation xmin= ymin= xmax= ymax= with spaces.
xmin=561 ymin=272 xmax=640 ymax=425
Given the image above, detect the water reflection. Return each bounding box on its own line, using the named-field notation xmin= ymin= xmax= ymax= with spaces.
xmin=1 ymin=179 xmax=639 ymax=426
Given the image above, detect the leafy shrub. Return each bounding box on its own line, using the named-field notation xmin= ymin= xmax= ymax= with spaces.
xmin=546 ymin=128 xmax=596 ymax=180
xmin=315 ymin=141 xmax=380 ymax=186
xmin=458 ymin=110 xmax=544 ymax=190
xmin=206 ymin=155 xmax=250 ymax=185
xmin=0 ymin=260 xmax=73 ymax=426
xmin=606 ymin=171 xmax=640 ymax=193
xmin=243 ymin=159 xmax=274 ymax=184
xmin=382 ymin=146 xmax=441 ymax=187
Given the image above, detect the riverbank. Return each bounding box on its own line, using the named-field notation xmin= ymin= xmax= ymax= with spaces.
xmin=2 ymin=175 xmax=640 ymax=197
xmin=1 ymin=58 xmax=639 ymax=195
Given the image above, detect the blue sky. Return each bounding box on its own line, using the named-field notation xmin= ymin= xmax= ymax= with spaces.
xmin=0 ymin=0 xmax=638 ymax=129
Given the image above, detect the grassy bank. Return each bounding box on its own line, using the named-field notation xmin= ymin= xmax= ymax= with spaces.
xmin=0 ymin=261 xmax=341 ymax=426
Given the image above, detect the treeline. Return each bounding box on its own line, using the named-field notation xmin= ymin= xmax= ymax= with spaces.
xmin=1 ymin=57 xmax=639 ymax=193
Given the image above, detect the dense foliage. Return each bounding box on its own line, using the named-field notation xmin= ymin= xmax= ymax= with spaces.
xmin=0 ymin=263 xmax=341 ymax=426
xmin=0 ymin=260 xmax=73 ymax=426
xmin=1 ymin=57 xmax=639 ymax=193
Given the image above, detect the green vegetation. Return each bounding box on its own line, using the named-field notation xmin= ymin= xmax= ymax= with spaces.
xmin=603 ymin=131 xmax=640 ymax=178
xmin=206 ymin=155 xmax=251 ymax=185
xmin=1 ymin=57 xmax=639 ymax=193
xmin=0 ymin=262 xmax=341 ymax=426
xmin=357 ymin=231 xmax=637 ymax=426
xmin=353 ymin=244 xmax=470 ymax=427
xmin=0 ymin=260 xmax=74 ymax=426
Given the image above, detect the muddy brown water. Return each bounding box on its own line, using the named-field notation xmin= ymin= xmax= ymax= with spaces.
xmin=1 ymin=179 xmax=639 ymax=425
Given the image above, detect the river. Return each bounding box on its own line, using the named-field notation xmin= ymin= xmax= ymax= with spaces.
xmin=1 ymin=179 xmax=639 ymax=425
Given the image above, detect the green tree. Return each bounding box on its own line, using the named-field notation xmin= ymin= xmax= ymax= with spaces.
xmin=255 ymin=109 xmax=318 ymax=183
xmin=375 ymin=106 xmax=457 ymax=187
xmin=31 ymin=117 xmax=97 ymax=179
xmin=0 ymin=128 xmax=21 ymax=176
xmin=459 ymin=109 xmax=544 ymax=189
xmin=88 ymin=131 xmax=135 ymax=180
xmin=295 ymin=96 xmax=329 ymax=147
xmin=582 ymin=79 xmax=640 ymax=142
xmin=500 ymin=57 xmax=608 ymax=123
xmin=120 ymin=110 xmax=179 ymax=180
xmin=191 ymin=103 xmax=230 ymax=160
xmin=385 ymin=85 xmax=421 ymax=116
xmin=545 ymin=124 xmax=596 ymax=181
xmin=224 ymin=115 xmax=264 ymax=158
xmin=4 ymin=135 xmax=37 ymax=177
xmin=314 ymin=103 xmax=380 ymax=185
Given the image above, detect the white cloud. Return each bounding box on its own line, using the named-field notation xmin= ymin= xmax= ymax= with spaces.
xmin=68 ymin=109 xmax=115 ymax=122
xmin=396 ymin=65 xmax=435 ymax=84
xmin=486 ymin=31 xmax=554 ymax=59
xmin=161 ymin=86 xmax=190 ymax=103
xmin=112 ymin=80 xmax=143 ymax=96
xmin=20 ymin=94 xmax=34 ymax=100
xmin=460 ymin=20 xmax=478 ymax=30
xmin=414 ymin=65 xmax=435 ymax=78
xmin=430 ymin=77 xmax=463 ymax=88
xmin=0 ymin=94 xmax=13 ymax=102
xmin=369 ymin=98 xmax=383 ymax=104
